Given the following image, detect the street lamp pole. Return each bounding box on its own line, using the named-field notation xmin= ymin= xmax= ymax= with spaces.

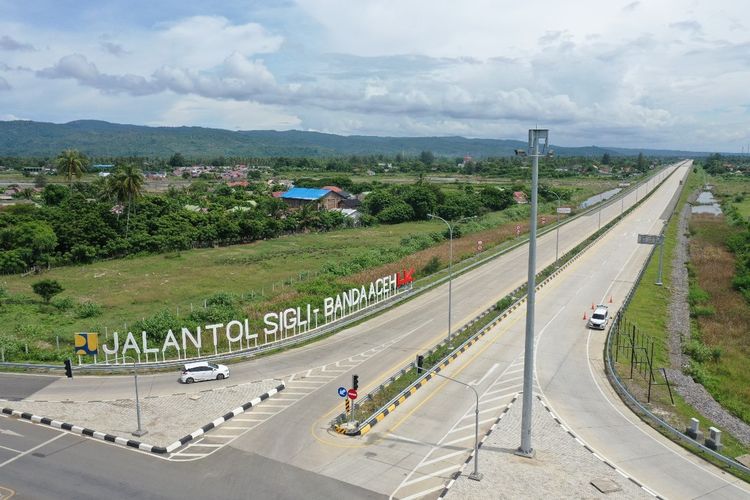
xmin=417 ymin=366 xmax=482 ymax=481
xmin=428 ymin=214 xmax=475 ymax=345
xmin=122 ymin=355 xmax=147 ymax=437
xmin=517 ymin=128 xmax=548 ymax=458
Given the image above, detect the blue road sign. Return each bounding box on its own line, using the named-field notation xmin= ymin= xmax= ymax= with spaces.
xmin=337 ymin=387 xmax=347 ymax=398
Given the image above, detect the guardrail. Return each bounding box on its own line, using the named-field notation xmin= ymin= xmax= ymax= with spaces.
xmin=603 ymin=166 xmax=750 ymax=476
xmin=2 ymin=163 xmax=680 ymax=374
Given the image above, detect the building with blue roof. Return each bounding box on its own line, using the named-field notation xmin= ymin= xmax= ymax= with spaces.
xmin=280 ymin=187 xmax=345 ymax=210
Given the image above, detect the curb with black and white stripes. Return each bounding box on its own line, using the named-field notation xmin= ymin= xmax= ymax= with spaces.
xmin=1 ymin=383 xmax=285 ymax=455
xmin=535 ymin=396 xmax=662 ymax=499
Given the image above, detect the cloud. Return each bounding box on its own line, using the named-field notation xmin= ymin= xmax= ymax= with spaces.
xmin=0 ymin=35 xmax=34 ymax=51
xmin=0 ymin=77 xmax=10 ymax=91
xmin=2 ymin=2 xmax=749 ymax=150
xmin=670 ymin=20 xmax=702 ymax=34
xmin=153 ymin=95 xmax=301 ymax=130
xmin=101 ymin=41 xmax=128 ymax=56
xmin=37 ymin=54 xmax=161 ymax=95
xmin=154 ymin=16 xmax=284 ymax=68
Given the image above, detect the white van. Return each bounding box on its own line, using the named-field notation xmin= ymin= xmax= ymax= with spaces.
xmin=180 ymin=361 xmax=230 ymax=384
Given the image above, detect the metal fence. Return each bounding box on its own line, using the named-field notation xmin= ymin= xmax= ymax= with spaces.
xmin=603 ymin=168 xmax=750 ymax=476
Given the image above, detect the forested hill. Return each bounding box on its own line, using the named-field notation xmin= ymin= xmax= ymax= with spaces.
xmin=0 ymin=119 xmax=705 ymax=158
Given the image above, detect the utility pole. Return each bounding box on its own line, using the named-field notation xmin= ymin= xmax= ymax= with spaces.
xmin=517 ymin=128 xmax=549 ymax=458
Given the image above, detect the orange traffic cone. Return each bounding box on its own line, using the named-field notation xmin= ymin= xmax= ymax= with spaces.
xmin=609 ymin=296 xmax=613 ymax=303
xmin=583 ymin=311 xmax=587 ymax=320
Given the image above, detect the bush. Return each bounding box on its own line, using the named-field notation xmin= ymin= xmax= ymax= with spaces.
xmin=132 ymin=310 xmax=183 ymax=342
xmin=206 ymin=292 xmax=236 ymax=307
xmin=32 ymin=279 xmax=64 ymax=303
xmin=687 ymin=286 xmax=709 ymax=305
xmin=377 ymin=202 xmax=415 ymax=224
xmin=684 ymin=339 xmax=713 ymax=363
xmin=188 ymin=305 xmax=241 ymax=325
xmin=70 ymin=244 xmax=98 ymax=264
xmin=685 ymin=361 xmax=715 ymax=385
xmin=0 ymin=250 xmax=28 ymax=274
xmin=52 ymin=296 xmax=75 ymax=311
xmin=420 ymin=256 xmax=441 ymax=276
xmin=690 ymin=304 xmax=716 ymax=317
xmin=76 ymin=301 xmax=102 ymax=318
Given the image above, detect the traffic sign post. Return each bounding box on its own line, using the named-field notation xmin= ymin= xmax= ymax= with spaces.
xmin=637 ymin=234 xmax=665 ymax=285
xmin=346 ymin=388 xmax=358 ymax=423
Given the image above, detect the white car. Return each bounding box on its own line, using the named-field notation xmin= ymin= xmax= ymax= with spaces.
xmin=180 ymin=361 xmax=230 ymax=384
xmin=587 ymin=305 xmax=609 ymax=330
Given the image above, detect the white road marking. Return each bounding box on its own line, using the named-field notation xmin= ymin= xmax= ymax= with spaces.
xmin=0 ymin=428 xmax=23 ymax=438
xmin=451 ymin=417 xmax=497 ymax=433
xmin=441 ymin=434 xmax=475 ymax=447
xmin=481 ymin=392 xmax=520 ymax=404
xmin=419 ymin=449 xmax=467 ymax=467
xmin=0 ymin=432 xmax=65 ymax=469
xmin=401 ymin=464 xmax=460 ymax=487
xmin=469 ymin=363 xmax=498 ymax=386
xmin=0 ymin=444 xmax=22 ymax=453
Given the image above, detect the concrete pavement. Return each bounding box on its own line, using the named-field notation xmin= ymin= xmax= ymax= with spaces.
xmin=448 ymin=396 xmax=653 ymax=499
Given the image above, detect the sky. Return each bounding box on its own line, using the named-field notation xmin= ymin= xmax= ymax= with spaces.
xmin=0 ymin=1 xmax=748 ymax=151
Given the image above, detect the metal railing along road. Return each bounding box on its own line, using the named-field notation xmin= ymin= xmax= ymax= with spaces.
xmin=603 ymin=169 xmax=750 ymax=476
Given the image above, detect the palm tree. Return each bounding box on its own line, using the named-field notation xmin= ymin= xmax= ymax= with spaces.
xmin=110 ymin=163 xmax=144 ymax=236
xmin=56 ymin=149 xmax=87 ymax=186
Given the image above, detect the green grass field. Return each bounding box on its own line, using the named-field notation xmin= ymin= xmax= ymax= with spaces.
xmin=0 ymin=175 xmax=624 ymax=361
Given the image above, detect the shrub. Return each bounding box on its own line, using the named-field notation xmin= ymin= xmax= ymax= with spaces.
xmin=51 ymin=296 xmax=75 ymax=311
xmin=684 ymin=339 xmax=713 ymax=363
xmin=495 ymin=295 xmax=517 ymax=312
xmin=690 ymin=304 xmax=716 ymax=317
xmin=685 ymin=361 xmax=715 ymax=385
xmin=0 ymin=250 xmax=27 ymax=274
xmin=76 ymin=301 xmax=102 ymax=318
xmin=132 ymin=309 xmax=182 ymax=342
xmin=206 ymin=292 xmax=236 ymax=307
xmin=420 ymin=256 xmax=441 ymax=276
xmin=687 ymin=285 xmax=709 ymax=305
xmin=70 ymin=244 xmax=97 ymax=264
xmin=377 ymin=201 xmax=414 ymax=224
xmin=32 ymin=279 xmax=64 ymax=303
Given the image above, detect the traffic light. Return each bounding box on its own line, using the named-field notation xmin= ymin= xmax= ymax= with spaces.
xmin=352 ymin=374 xmax=359 ymax=391
xmin=416 ymin=355 xmax=424 ymax=372
xmin=64 ymin=358 xmax=73 ymax=378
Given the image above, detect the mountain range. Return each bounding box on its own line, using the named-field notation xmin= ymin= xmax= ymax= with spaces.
xmin=0 ymin=120 xmax=708 ymax=158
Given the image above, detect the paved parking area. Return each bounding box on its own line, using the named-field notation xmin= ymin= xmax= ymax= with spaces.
xmin=0 ymin=413 xmax=68 ymax=495
xmin=3 ymin=378 xmax=281 ymax=446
